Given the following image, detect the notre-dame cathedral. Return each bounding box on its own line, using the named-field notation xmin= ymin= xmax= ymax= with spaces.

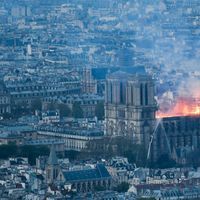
xmin=105 ymin=67 xmax=200 ymax=162
xmin=105 ymin=67 xmax=157 ymax=147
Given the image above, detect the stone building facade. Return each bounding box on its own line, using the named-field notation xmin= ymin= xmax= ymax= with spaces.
xmin=82 ymin=67 xmax=97 ymax=94
xmin=37 ymin=125 xmax=104 ymax=151
xmin=105 ymin=68 xmax=157 ymax=147
xmin=6 ymin=80 xmax=81 ymax=108
xmin=0 ymin=81 xmax=11 ymax=115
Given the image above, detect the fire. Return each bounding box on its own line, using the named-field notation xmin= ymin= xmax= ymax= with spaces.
xmin=156 ymin=97 xmax=200 ymax=118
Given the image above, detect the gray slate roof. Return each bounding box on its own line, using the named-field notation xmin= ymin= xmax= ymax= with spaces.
xmin=63 ymin=164 xmax=111 ymax=182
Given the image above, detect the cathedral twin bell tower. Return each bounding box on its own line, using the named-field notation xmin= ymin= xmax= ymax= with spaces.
xmin=105 ymin=67 xmax=157 ymax=148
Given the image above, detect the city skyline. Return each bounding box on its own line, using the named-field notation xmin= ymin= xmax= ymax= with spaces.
xmin=0 ymin=1 xmax=200 ymax=199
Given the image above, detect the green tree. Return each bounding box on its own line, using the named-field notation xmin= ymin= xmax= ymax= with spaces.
xmin=95 ymin=101 xmax=105 ymax=120
xmin=65 ymin=150 xmax=80 ymax=161
xmin=0 ymin=144 xmax=50 ymax=165
xmin=155 ymin=154 xmax=176 ymax=169
xmin=72 ymin=102 xmax=83 ymax=118
xmin=0 ymin=144 xmax=18 ymax=159
xmin=94 ymin=185 xmax=106 ymax=192
xmin=113 ymin=182 xmax=129 ymax=193
xmin=20 ymin=145 xmax=49 ymax=165
xmin=46 ymin=102 xmax=56 ymax=110
xmin=31 ymin=98 xmax=42 ymax=112
xmin=2 ymin=113 xmax=12 ymax=120
xmin=85 ymin=136 xmax=147 ymax=167
xmin=57 ymin=104 xmax=71 ymax=118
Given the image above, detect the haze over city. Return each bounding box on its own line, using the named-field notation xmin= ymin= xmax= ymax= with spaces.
xmin=0 ymin=0 xmax=200 ymax=199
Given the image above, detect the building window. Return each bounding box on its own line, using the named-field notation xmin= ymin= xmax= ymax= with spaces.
xmin=131 ymin=86 xmax=134 ymax=105
xmin=47 ymin=169 xmax=51 ymax=179
xmin=145 ymin=83 xmax=148 ymax=105
xmin=120 ymin=82 xmax=125 ymax=104
xmin=118 ymin=110 xmax=125 ymax=118
xmin=140 ymin=84 xmax=143 ymax=106
xmin=110 ymin=83 xmax=113 ymax=103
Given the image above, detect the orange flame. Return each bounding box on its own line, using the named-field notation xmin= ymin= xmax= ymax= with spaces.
xmin=156 ymin=98 xmax=200 ymax=118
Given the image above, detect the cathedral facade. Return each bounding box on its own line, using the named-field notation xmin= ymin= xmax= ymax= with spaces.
xmin=105 ymin=68 xmax=157 ymax=147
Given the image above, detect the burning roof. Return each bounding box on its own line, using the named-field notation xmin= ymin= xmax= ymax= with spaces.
xmin=157 ymin=97 xmax=200 ymax=118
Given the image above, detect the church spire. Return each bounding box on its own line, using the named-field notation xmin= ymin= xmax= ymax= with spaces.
xmin=46 ymin=145 xmax=60 ymax=184
xmin=48 ymin=145 xmax=58 ymax=166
